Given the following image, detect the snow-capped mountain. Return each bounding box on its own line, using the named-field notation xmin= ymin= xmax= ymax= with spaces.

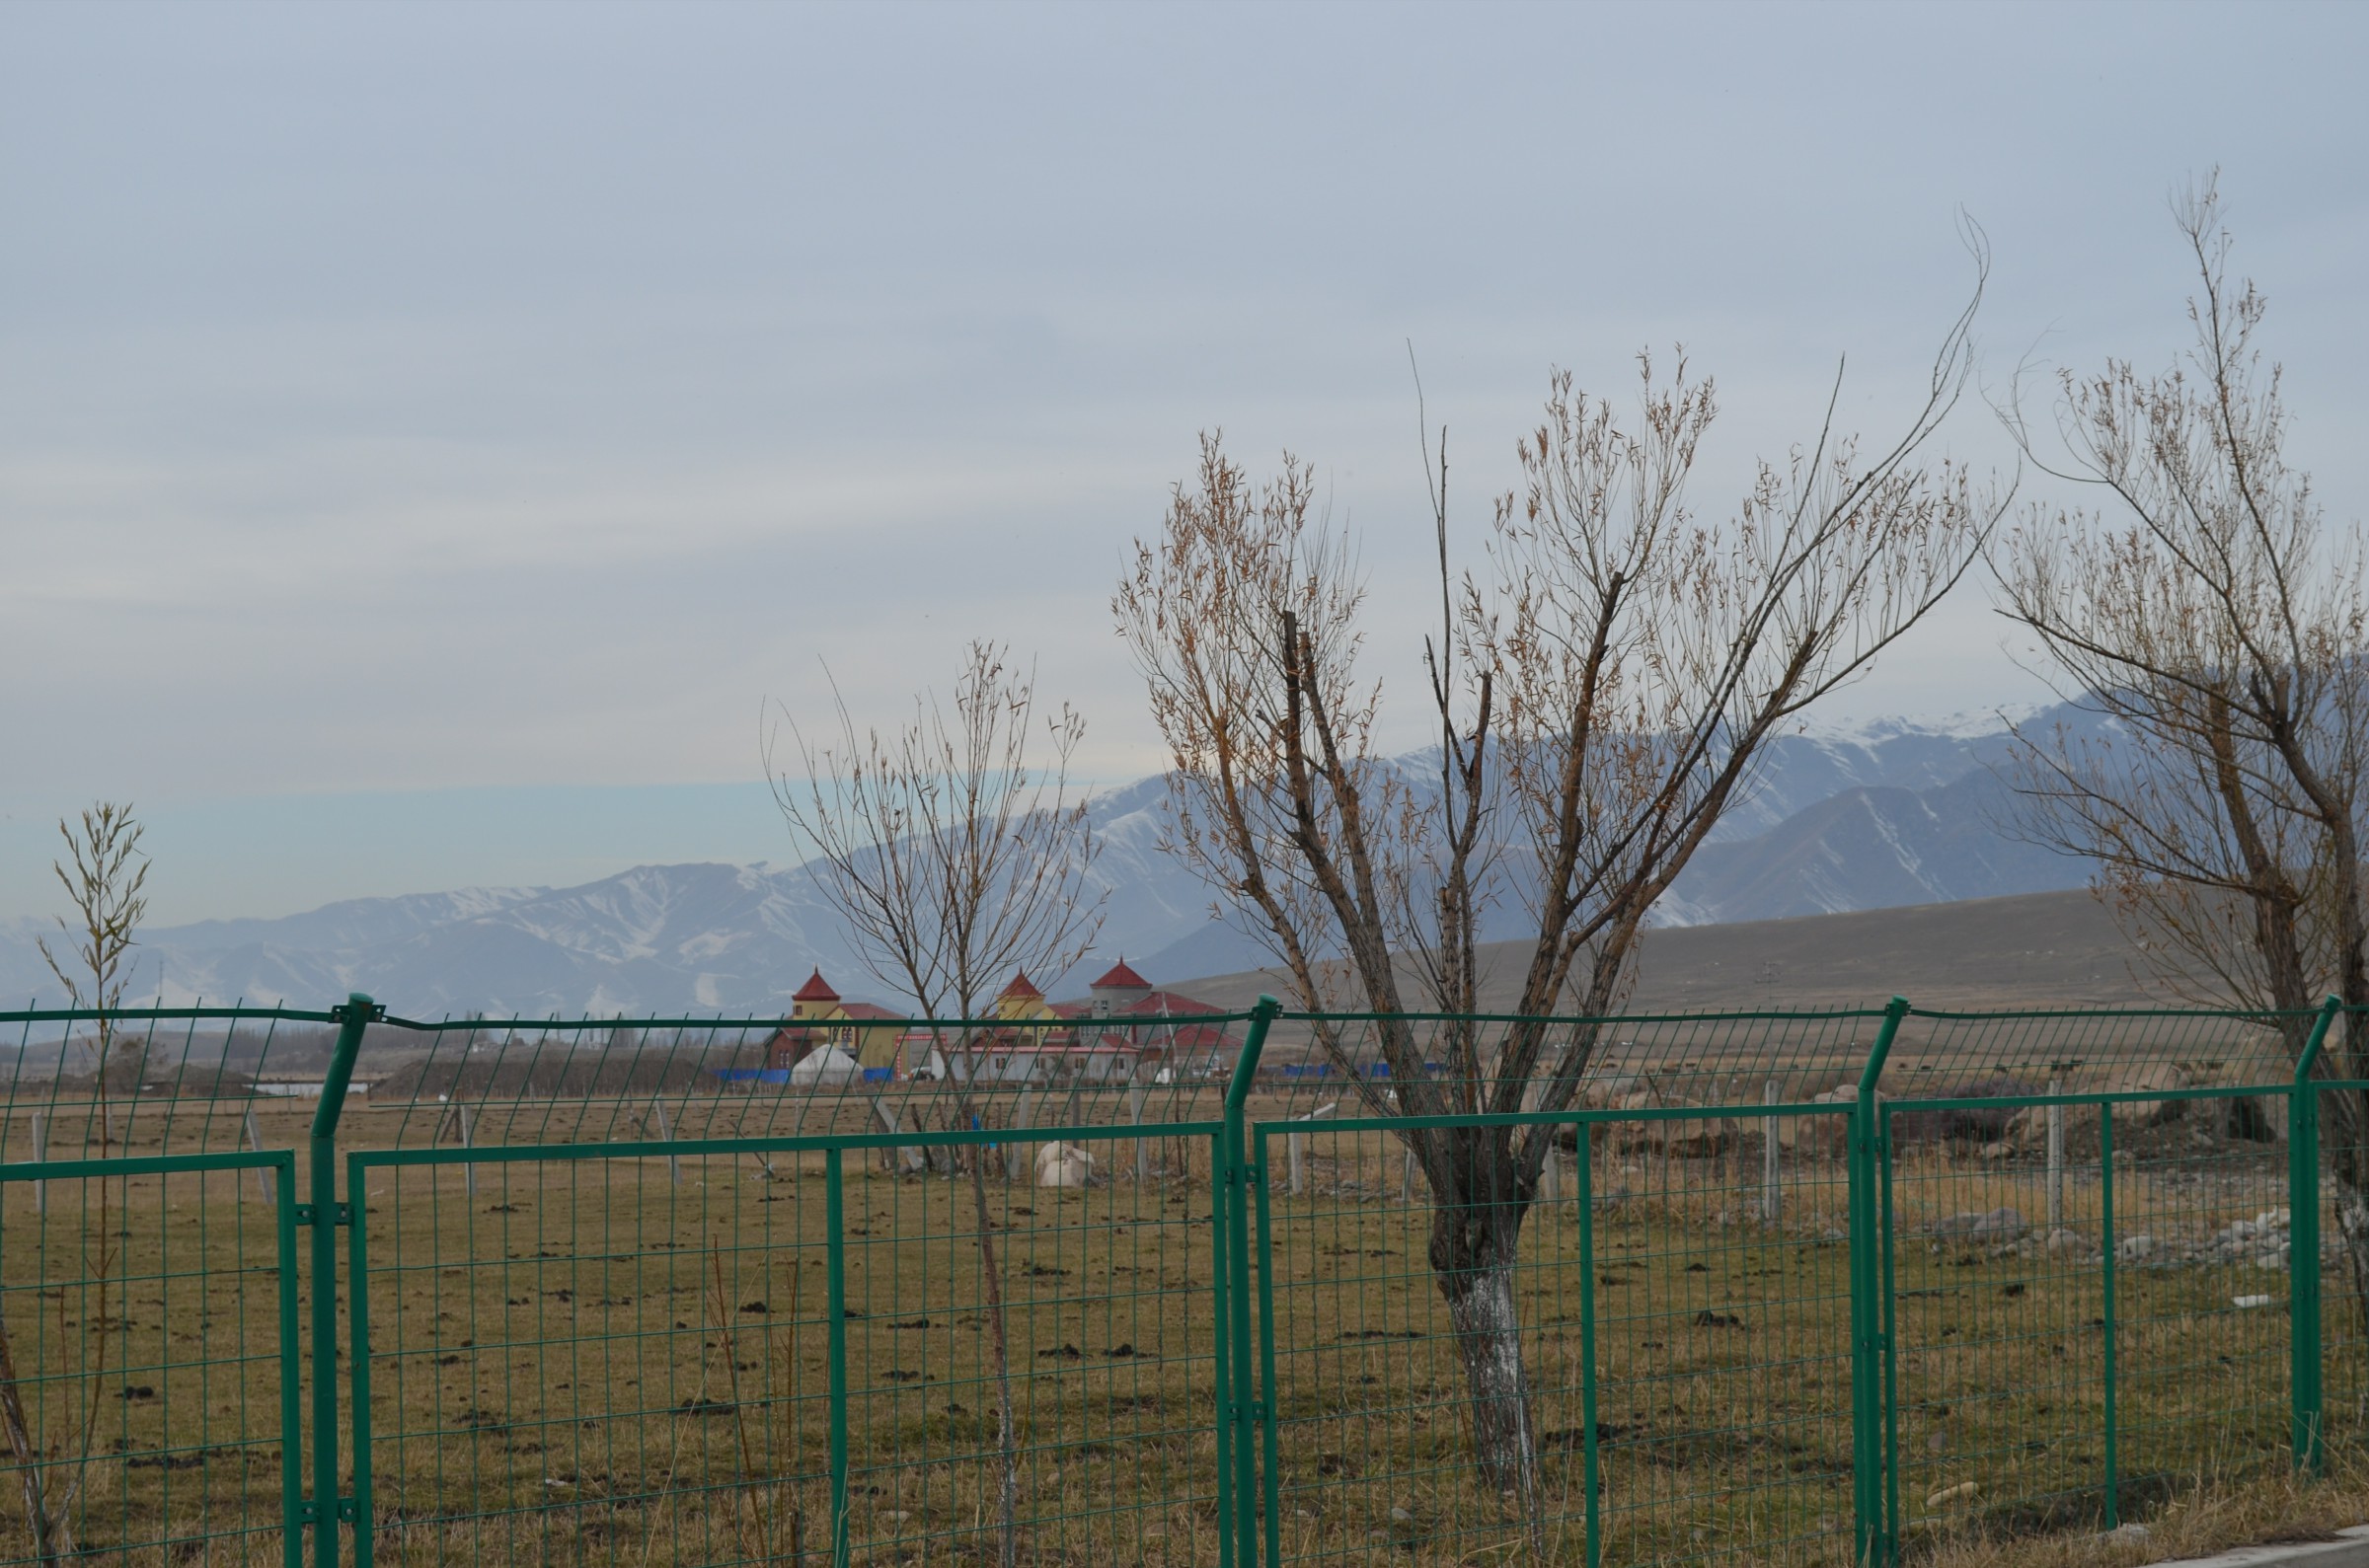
xmin=1704 ymin=704 xmax=2053 ymax=842
xmin=0 ymin=705 xmax=2106 ymax=1016
xmin=0 ymin=776 xmax=1219 ymax=1016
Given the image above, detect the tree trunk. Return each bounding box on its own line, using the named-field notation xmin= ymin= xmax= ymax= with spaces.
xmin=960 ymin=1143 xmax=1020 ymax=1568
xmin=1430 ymin=1200 xmax=1540 ymax=1506
xmin=0 ymin=1313 xmax=62 ymax=1567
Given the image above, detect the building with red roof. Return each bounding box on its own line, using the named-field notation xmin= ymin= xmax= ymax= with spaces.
xmin=1090 ymin=957 xmax=1151 ymax=995
xmin=1045 ymin=958 xmax=1239 ymax=1080
xmin=755 ymin=961 xmax=1240 ymax=1087
xmin=763 ymin=969 xmax=907 ymax=1074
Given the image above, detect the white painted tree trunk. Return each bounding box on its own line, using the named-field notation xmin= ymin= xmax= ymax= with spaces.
xmin=1442 ymin=1257 xmax=1540 ymax=1502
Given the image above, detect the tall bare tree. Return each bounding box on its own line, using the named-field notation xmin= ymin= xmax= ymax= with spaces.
xmin=1117 ymin=264 xmax=1998 ymax=1498
xmin=1997 ymin=177 xmax=2369 ymax=1293
xmin=766 ymin=640 xmax=1103 ymax=1568
xmin=1 ymin=803 xmax=152 ymax=1564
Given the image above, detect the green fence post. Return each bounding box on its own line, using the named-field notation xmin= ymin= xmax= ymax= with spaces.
xmin=825 ymin=1148 xmax=851 ymax=1568
xmin=2102 ymin=1104 xmax=2117 ymax=1530
xmin=308 ymin=994 xmax=377 ymax=1568
xmin=1575 ymin=1116 xmax=1602 ymax=1568
xmin=1253 ymin=1125 xmax=1282 ymax=1568
xmin=1850 ymin=997 xmax=1909 ymax=1568
xmin=1222 ymin=996 xmax=1280 ymax=1568
xmin=1878 ymin=1101 xmax=1902 ymax=1552
xmin=344 ymin=1157 xmax=375 ymax=1568
xmin=276 ymin=1157 xmax=304 ymax=1568
xmin=2291 ymin=996 xmax=2342 ymax=1474
xmin=1213 ymin=1129 xmax=1234 ymax=1568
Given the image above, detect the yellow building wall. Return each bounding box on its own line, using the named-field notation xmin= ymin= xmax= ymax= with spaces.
xmin=994 ymin=990 xmax=1058 ymax=1023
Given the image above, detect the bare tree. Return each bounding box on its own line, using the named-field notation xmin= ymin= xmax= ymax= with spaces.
xmin=766 ymin=640 xmax=1104 ymax=1568
xmin=1997 ymin=177 xmax=2369 ymax=1286
xmin=1 ymin=803 xmax=152 ymax=1564
xmin=1118 ymin=261 xmax=1997 ymax=1500
xmin=768 ymin=639 xmax=1103 ymax=1021
xmin=38 ymin=803 xmax=152 ymax=1105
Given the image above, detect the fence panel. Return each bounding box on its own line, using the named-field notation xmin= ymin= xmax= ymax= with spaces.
xmin=1876 ymin=1007 xmax=2322 ymax=1558
xmin=1878 ymin=1086 xmax=2299 ymax=1551
xmin=837 ymin=1123 xmax=1234 ymax=1566
xmin=0 ymin=1150 xmax=300 ymax=1568
xmin=1251 ymin=1102 xmax=1859 ymax=1568
xmin=345 ymin=1122 xmax=1233 ymax=1568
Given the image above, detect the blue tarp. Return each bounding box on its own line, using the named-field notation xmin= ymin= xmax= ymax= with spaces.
xmin=715 ymin=1066 xmax=893 ymax=1085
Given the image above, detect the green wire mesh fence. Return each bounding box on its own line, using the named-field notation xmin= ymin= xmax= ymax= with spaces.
xmin=343 ymin=1122 xmax=1238 ymax=1568
xmin=0 ymin=994 xmax=2359 ymax=1567
xmin=0 ymin=1149 xmax=299 ymax=1568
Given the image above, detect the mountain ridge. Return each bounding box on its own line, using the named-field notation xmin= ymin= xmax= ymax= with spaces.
xmin=0 ymin=706 xmax=2107 ymax=1014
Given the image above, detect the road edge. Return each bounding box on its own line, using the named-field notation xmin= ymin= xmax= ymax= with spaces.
xmin=2154 ymin=1526 xmax=2369 ymax=1567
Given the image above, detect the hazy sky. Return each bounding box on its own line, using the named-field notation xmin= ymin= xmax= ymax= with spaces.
xmin=3 ymin=1 xmax=2364 ymax=923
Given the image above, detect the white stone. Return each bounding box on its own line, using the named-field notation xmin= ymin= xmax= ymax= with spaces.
xmin=1931 ymin=1207 xmax=2026 ymax=1241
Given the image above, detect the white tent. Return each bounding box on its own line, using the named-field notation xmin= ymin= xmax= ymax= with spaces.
xmin=788 ymin=1045 xmax=861 ymax=1086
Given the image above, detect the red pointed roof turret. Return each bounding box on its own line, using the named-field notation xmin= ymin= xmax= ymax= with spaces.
xmin=1092 ymin=957 xmax=1152 ymax=991
xmin=793 ymin=969 xmax=840 ymax=1004
xmin=999 ymin=969 xmax=1042 ymax=1001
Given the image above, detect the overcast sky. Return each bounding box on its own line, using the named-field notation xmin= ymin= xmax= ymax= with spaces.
xmin=2 ymin=0 xmax=2363 ymax=923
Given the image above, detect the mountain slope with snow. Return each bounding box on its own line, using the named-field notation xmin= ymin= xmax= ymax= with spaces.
xmin=0 ymin=706 xmax=2106 ymax=1015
